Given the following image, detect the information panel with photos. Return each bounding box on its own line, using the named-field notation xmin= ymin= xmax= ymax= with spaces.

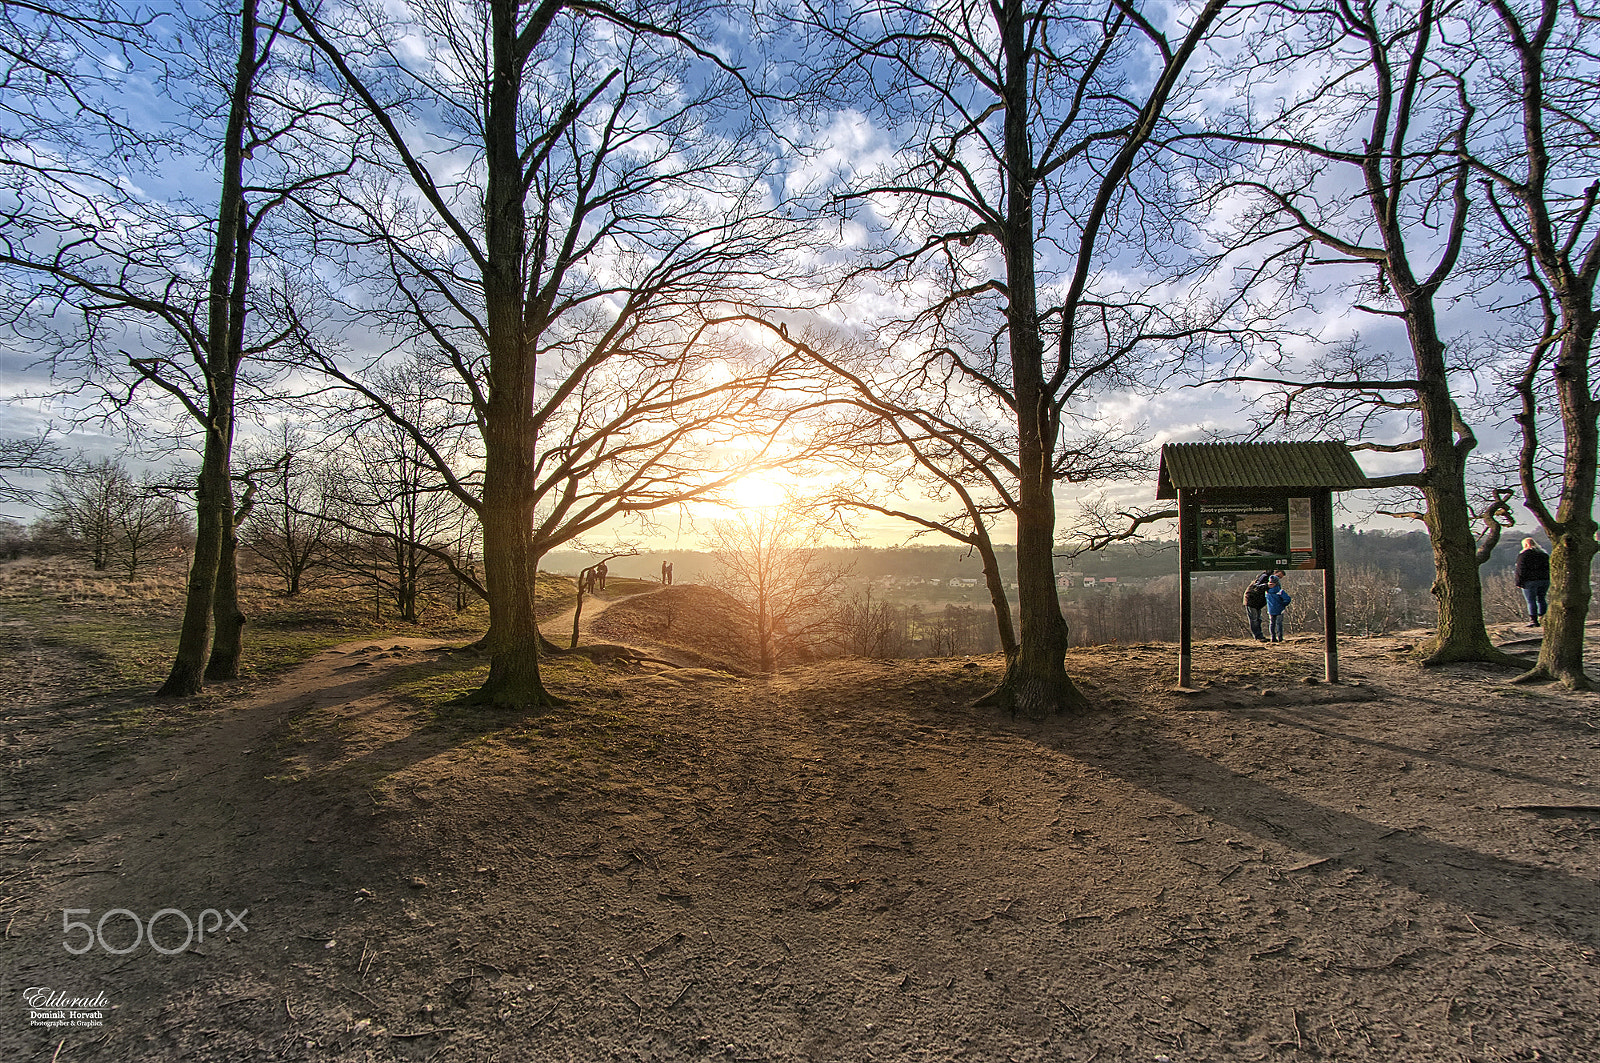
xmin=1194 ymin=495 xmax=1318 ymax=570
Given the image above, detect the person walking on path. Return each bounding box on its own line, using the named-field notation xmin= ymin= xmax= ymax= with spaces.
xmin=1243 ymin=570 xmax=1273 ymax=642
xmin=1514 ymin=538 xmax=1550 ymax=628
xmin=1265 ymin=570 xmax=1292 ymax=643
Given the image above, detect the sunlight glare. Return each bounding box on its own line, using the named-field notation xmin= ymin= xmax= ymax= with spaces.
xmin=730 ymin=473 xmax=788 ymax=510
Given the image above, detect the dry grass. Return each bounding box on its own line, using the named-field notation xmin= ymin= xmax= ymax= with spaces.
xmin=0 ymin=555 xmax=186 ymax=603
xmin=0 ymin=555 xmax=579 ymax=698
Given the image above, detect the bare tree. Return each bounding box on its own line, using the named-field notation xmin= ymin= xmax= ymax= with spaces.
xmin=319 ymin=363 xmax=479 ymax=623
xmin=769 ymin=333 xmax=1023 ymax=658
xmin=1189 ymin=0 xmax=1513 ymax=667
xmin=239 ymin=425 xmax=331 ymax=596
xmin=833 ymin=586 xmax=910 ymax=659
xmin=291 ymin=0 xmax=818 ymax=707
xmin=790 ymin=0 xmax=1237 ymax=717
xmin=707 ymin=508 xmax=849 ymax=672
xmin=44 ymin=457 xmax=128 ymax=570
xmin=1469 ymin=0 xmax=1600 ymax=688
xmin=110 ymin=473 xmax=187 ymax=577
xmin=44 ymin=457 xmax=186 ymax=575
xmin=0 ymin=1 xmax=355 ymax=690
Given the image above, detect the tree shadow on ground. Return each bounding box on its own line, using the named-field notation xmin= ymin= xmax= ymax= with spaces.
xmin=1046 ymin=711 xmax=1600 ymax=948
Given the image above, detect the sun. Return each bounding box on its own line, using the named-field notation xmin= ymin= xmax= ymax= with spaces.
xmin=729 ymin=472 xmax=788 ymax=510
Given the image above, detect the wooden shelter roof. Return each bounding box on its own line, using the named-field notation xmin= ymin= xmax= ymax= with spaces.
xmin=1155 ymin=442 xmax=1368 ymax=500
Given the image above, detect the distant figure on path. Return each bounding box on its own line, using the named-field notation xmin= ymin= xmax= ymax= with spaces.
xmin=596 ymin=561 xmax=608 ymax=591
xmin=1265 ymin=570 xmax=1292 ymax=643
xmin=665 ymin=562 xmax=673 ymax=586
xmin=1242 ymin=570 xmax=1272 ymax=642
xmin=1514 ymin=538 xmax=1550 ymax=628
xmin=662 ymin=560 xmax=670 ymax=585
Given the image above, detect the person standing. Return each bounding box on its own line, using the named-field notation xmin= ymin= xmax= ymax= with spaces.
xmin=1514 ymin=538 xmax=1550 ymax=628
xmin=1242 ymin=570 xmax=1272 ymax=642
xmin=1265 ymin=571 xmax=1292 ymax=643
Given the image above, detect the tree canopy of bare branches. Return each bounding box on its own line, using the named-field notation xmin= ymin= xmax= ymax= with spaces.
xmin=289 ymin=0 xmax=824 ymax=707
xmin=783 ymin=0 xmax=1239 ymax=717
xmin=1188 ymin=0 xmax=1516 ymax=667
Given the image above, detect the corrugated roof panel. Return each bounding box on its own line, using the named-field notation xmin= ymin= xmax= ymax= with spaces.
xmin=1156 ymin=442 xmax=1368 ymax=498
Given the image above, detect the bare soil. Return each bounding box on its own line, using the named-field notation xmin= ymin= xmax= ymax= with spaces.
xmin=3 ymin=579 xmax=1599 ymax=1062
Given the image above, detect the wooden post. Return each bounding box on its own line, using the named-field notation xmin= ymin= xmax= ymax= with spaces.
xmin=1320 ymin=493 xmax=1339 ymax=683
xmin=1178 ymin=489 xmax=1193 ymax=688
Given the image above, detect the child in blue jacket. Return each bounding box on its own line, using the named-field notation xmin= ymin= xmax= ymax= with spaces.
xmin=1265 ymin=572 xmax=1291 ymax=643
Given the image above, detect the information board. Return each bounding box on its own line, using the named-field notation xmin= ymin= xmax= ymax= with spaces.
xmin=1194 ymin=496 xmax=1317 ymax=570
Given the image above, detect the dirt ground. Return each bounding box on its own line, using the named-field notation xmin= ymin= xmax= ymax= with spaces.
xmin=3 ymin=582 xmax=1599 ymax=1062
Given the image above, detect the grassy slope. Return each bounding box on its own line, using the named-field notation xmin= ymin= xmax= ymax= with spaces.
xmin=0 ymin=556 xmax=579 ymax=698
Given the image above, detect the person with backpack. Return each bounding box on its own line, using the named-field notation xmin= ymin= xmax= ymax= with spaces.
xmin=1265 ymin=571 xmax=1292 ymax=642
xmin=1514 ymin=537 xmax=1550 ymax=628
xmin=1242 ymin=570 xmax=1273 ymax=642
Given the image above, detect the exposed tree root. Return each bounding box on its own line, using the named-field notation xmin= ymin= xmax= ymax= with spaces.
xmin=974 ymin=670 xmax=1090 ymax=717
xmin=1415 ymin=639 xmax=1526 ymax=669
xmin=1511 ymin=664 xmax=1592 ymax=690
xmin=455 ymin=687 xmax=569 ymax=712
xmin=156 ymin=674 xmax=204 ymax=698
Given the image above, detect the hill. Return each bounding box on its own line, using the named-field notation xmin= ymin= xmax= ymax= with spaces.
xmin=584 ymin=583 xmax=760 ymax=674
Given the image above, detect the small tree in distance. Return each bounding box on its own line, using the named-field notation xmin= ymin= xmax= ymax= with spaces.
xmin=112 ymin=475 xmax=187 ymax=578
xmin=239 ymin=425 xmax=332 ymax=597
xmin=707 ymin=507 xmax=849 ymax=673
xmin=45 ymin=458 xmax=126 ymax=571
xmin=45 ymin=457 xmax=187 ymax=577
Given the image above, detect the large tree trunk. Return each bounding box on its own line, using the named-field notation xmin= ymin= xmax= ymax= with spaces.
xmin=205 ymin=180 xmax=256 ymax=683
xmin=978 ymin=0 xmax=1087 ymax=719
xmin=462 ymin=0 xmax=557 ymax=709
xmin=157 ymin=0 xmax=256 ymax=697
xmin=469 ymin=450 xmax=554 ymax=707
xmin=204 ymin=514 xmax=245 ymax=681
xmin=1395 ymin=275 xmax=1512 ymax=666
xmin=1522 ymin=309 xmax=1598 ymax=689
xmin=160 ymin=427 xmax=230 ymax=696
xmin=1536 ymin=529 xmax=1598 ymax=688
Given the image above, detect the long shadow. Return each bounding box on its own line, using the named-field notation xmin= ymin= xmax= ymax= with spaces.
xmin=1062 ymin=721 xmax=1600 ymax=947
xmin=1231 ymin=702 xmax=1600 ymax=796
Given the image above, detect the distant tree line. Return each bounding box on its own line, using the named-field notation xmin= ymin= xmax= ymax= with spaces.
xmin=22 ymin=458 xmax=190 ymax=577
xmin=10 ymin=446 xmax=483 ymax=624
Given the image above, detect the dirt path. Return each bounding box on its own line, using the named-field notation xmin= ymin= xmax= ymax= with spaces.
xmin=4 ymin=625 xmax=1599 ymax=1061
xmin=540 ymin=585 xmax=660 ymax=652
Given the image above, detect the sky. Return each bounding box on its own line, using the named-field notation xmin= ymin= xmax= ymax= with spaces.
xmin=0 ymin=0 xmax=1560 ymax=548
